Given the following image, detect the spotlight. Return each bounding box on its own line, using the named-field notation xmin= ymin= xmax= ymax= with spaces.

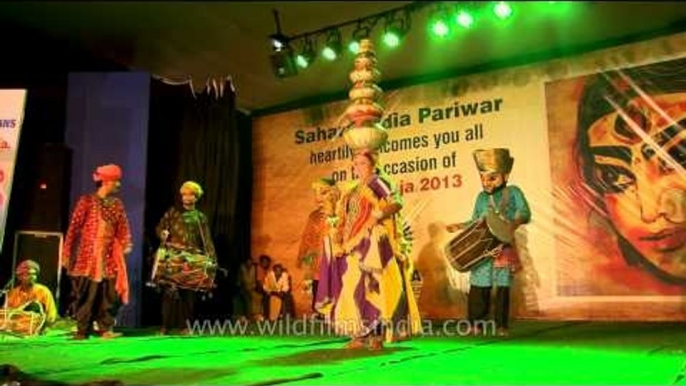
xmin=269 ymin=9 xmax=291 ymax=52
xmin=268 ymin=9 xmax=297 ymax=78
xmin=349 ymin=22 xmax=371 ymax=54
xmin=295 ymin=37 xmax=316 ymax=69
xmin=383 ymin=30 xmax=401 ymax=48
xmin=382 ymin=9 xmax=410 ymax=49
xmin=429 ymin=5 xmax=451 ymax=38
xmin=431 ymin=19 xmax=449 ymax=37
xmin=270 ymin=48 xmax=297 ymax=78
xmin=493 ymin=1 xmax=513 ymax=19
xmin=270 ymin=33 xmax=289 ymax=52
xmin=455 ymin=10 xmax=474 ymax=28
xmin=322 ymin=29 xmax=342 ymax=61
xmin=348 ymin=41 xmax=361 ymax=55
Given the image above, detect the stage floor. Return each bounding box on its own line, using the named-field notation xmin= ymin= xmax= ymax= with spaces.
xmin=1 ymin=320 xmax=685 ymax=385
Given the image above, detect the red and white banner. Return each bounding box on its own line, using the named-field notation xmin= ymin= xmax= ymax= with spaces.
xmin=0 ymin=90 xmax=27 ymax=253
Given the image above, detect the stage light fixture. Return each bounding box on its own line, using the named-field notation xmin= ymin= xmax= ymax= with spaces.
xmin=348 ymin=41 xmax=360 ymax=55
xmin=349 ymin=22 xmax=371 ymax=54
xmin=429 ymin=4 xmax=451 ymax=38
xmin=266 ymin=2 xmax=460 ymax=74
xmin=494 ymin=1 xmax=513 ymax=19
xmin=269 ymin=9 xmax=297 ymax=78
xmin=382 ymin=9 xmax=410 ymax=49
xmin=270 ymin=48 xmax=297 ymax=78
xmin=456 ymin=10 xmax=474 ymax=28
xmin=268 ymin=9 xmax=291 ymax=52
xmin=431 ymin=19 xmax=449 ymax=37
xmin=322 ymin=29 xmax=343 ymax=61
xmin=295 ymin=37 xmax=316 ymax=69
xmin=270 ymin=33 xmax=289 ymax=52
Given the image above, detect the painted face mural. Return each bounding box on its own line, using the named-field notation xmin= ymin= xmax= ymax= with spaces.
xmin=585 ymin=92 xmax=686 ymax=281
xmin=479 ymin=172 xmax=507 ymax=194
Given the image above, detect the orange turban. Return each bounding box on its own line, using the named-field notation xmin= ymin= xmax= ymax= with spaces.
xmin=93 ymin=164 xmax=123 ymax=182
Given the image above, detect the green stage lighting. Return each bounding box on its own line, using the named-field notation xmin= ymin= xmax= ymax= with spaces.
xmin=349 ymin=23 xmax=370 ymax=54
xmin=494 ymin=1 xmax=513 ymax=19
xmin=431 ymin=19 xmax=450 ymax=37
xmin=295 ymin=55 xmax=308 ymax=68
xmin=383 ymin=31 xmax=401 ymax=48
xmin=322 ymin=47 xmax=337 ymax=61
xmin=456 ymin=11 xmax=474 ymax=28
xmin=295 ymin=38 xmax=315 ymax=69
xmin=382 ymin=9 xmax=410 ymax=49
xmin=322 ymin=29 xmax=342 ymax=61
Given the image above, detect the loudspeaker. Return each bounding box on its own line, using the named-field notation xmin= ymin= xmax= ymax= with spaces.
xmin=12 ymin=231 xmax=63 ymax=309
xmin=20 ymin=143 xmax=72 ymax=232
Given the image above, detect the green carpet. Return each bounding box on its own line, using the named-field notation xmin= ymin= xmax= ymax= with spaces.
xmin=1 ymin=321 xmax=685 ymax=385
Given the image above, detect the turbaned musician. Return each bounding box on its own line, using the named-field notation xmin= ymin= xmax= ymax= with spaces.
xmin=446 ymin=148 xmax=531 ymax=337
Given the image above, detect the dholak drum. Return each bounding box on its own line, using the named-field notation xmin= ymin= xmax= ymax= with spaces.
xmin=0 ymin=302 xmax=47 ymax=337
xmin=150 ymin=247 xmax=218 ymax=292
xmin=444 ymin=218 xmax=504 ymax=272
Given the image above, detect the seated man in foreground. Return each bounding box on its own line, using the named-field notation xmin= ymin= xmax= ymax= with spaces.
xmin=1 ymin=260 xmax=57 ymax=336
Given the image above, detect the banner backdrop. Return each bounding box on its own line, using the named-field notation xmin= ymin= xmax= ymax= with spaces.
xmin=252 ymin=32 xmax=686 ymax=321
xmin=0 ymin=90 xmax=26 ymax=254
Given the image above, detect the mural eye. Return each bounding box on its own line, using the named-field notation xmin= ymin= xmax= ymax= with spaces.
xmin=614 ymin=105 xmax=648 ymax=140
xmin=593 ymin=164 xmax=636 ymax=193
xmin=640 ymin=144 xmax=656 ymax=159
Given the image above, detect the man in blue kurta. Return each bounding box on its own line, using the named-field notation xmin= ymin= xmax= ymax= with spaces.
xmin=447 ymin=148 xmax=531 ymax=336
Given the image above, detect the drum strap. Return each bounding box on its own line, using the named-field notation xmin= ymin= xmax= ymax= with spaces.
xmin=488 ymin=186 xmax=510 ymax=216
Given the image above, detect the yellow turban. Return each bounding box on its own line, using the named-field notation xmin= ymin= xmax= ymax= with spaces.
xmin=180 ymin=181 xmax=204 ymax=198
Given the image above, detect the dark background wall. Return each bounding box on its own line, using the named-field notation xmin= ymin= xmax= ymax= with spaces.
xmin=0 ymin=22 xmax=254 ymax=326
xmin=64 ymin=72 xmax=151 ymax=327
xmin=0 ymin=22 xmax=128 ymax=303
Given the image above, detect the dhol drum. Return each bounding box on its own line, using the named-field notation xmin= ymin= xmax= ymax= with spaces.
xmin=0 ymin=302 xmax=47 ymax=337
xmin=444 ymin=209 xmax=514 ymax=272
xmin=149 ymin=246 xmax=218 ymax=292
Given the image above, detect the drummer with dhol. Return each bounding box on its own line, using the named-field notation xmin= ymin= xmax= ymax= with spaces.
xmin=1 ymin=260 xmax=57 ymax=336
xmin=446 ymin=148 xmax=530 ymax=337
xmin=156 ymin=181 xmax=216 ymax=335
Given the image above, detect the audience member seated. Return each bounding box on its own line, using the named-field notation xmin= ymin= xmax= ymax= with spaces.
xmin=262 ymin=264 xmax=295 ymax=321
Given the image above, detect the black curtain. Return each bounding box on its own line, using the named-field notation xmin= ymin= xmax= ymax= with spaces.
xmin=143 ymin=79 xmax=252 ymax=326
